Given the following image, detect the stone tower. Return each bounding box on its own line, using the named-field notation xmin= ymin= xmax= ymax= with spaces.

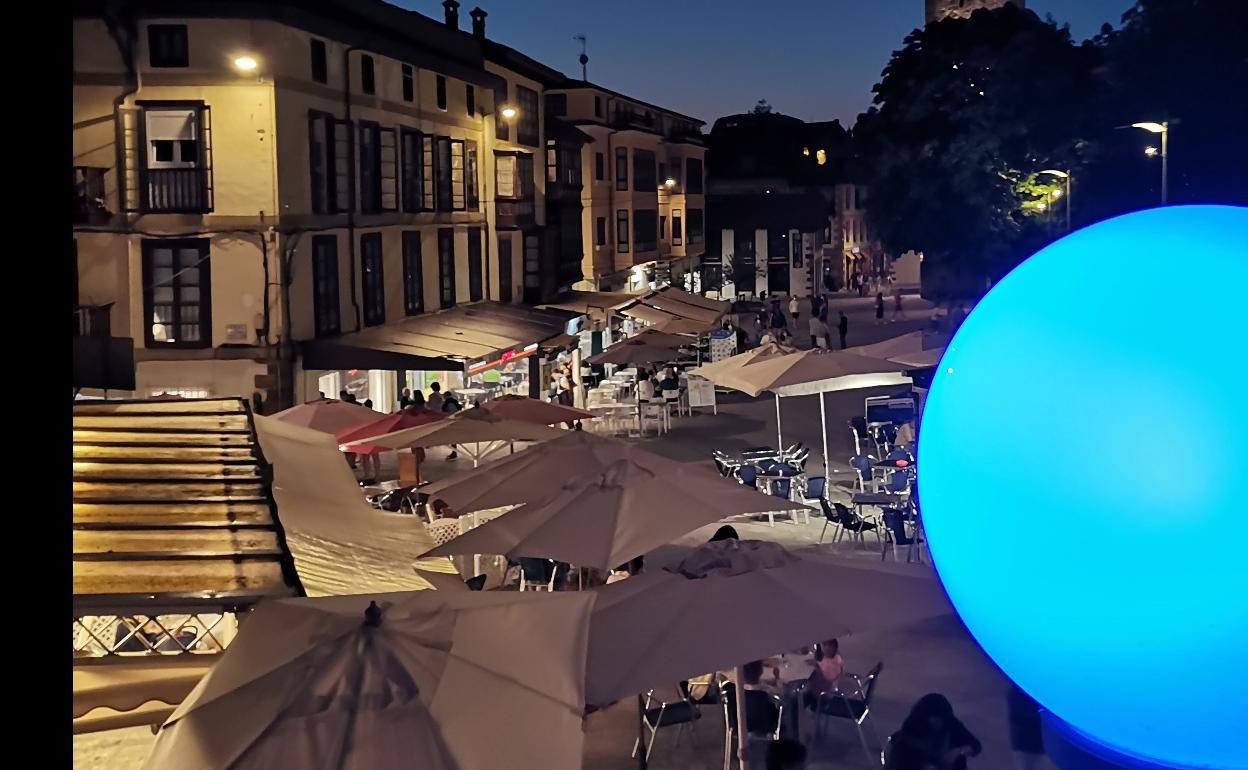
xmin=925 ymin=0 xmax=1024 ymax=24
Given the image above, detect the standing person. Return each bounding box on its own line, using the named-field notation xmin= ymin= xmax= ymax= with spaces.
xmin=442 ymin=390 xmax=461 ymax=461
xmin=809 ymin=313 xmax=829 ymax=350
xmin=426 ymin=381 xmax=444 ymax=411
xmin=408 ymin=389 xmax=426 ymax=409
xmin=838 ymin=311 xmax=849 ymax=349
xmin=887 ymin=693 xmax=982 ymax=770
xmin=398 ymin=388 xmax=413 ymax=410
xmin=788 ymin=294 xmax=800 ymax=323
xmin=875 ymin=292 xmax=886 ymax=325
xmin=892 ymin=289 xmax=906 ymax=322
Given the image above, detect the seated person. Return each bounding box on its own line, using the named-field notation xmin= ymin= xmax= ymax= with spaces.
xmin=430 ymin=499 xmax=459 ymax=519
xmin=887 ymin=693 xmax=982 ymax=770
xmin=738 ymin=658 xmax=782 ymax=698
xmin=636 ymin=376 xmax=657 ymax=402
xmin=659 ymin=368 xmax=681 ymax=391
xmin=805 ymin=638 xmax=844 ymax=699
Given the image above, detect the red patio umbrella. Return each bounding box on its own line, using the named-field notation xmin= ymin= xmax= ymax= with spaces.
xmin=335 ymin=407 xmax=446 ymax=455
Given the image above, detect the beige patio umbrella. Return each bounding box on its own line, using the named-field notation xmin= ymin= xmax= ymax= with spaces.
xmin=423 ymin=459 xmax=803 ymax=570
xmin=270 ymin=399 xmax=379 ymax=434
xmin=341 ymin=408 xmax=566 ymax=466
xmin=847 ymin=330 xmax=950 ymax=368
xmin=631 ymin=327 xmax=698 ymax=349
xmin=587 ymin=338 xmax=682 ymax=366
xmin=586 ymin=540 xmax=951 ymax=769
xmin=480 ymin=394 xmax=594 ymax=425
xmin=654 ymin=317 xmax=717 ymax=335
xmin=143 ymin=590 xmax=595 ymax=770
xmin=421 ymin=431 xmax=675 ymax=515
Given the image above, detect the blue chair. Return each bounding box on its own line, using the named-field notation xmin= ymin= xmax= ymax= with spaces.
xmin=757 ymin=457 xmax=779 ymax=473
xmin=833 ymin=502 xmax=881 ymax=547
xmin=737 ymin=464 xmax=758 ymax=489
xmin=815 ymin=497 xmax=841 ymax=544
xmin=804 ymin=475 xmax=827 ymax=501
xmin=769 ymin=477 xmax=792 ymax=499
xmin=773 ymin=463 xmax=799 ymax=477
xmin=880 ymin=471 xmax=911 ymax=495
xmin=849 ymin=455 xmax=876 ymax=491
xmin=885 ymin=447 xmax=913 ymax=464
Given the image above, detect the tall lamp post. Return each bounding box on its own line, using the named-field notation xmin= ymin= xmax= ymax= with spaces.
xmin=1131 ymin=121 xmax=1169 ymax=204
xmin=1039 ymin=169 xmax=1071 ymax=232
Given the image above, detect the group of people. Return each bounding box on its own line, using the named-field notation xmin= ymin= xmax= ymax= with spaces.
xmin=754 ymin=295 xmax=851 ymax=351
xmin=635 ymin=365 xmax=683 ymax=403
xmin=875 ymin=289 xmax=908 ymax=325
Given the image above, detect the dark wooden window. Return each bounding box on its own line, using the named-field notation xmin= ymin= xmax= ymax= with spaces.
xmin=497 ymin=237 xmax=513 ymax=302
xmin=496 ymin=84 xmax=510 ymax=142
xmin=358 ymin=122 xmax=381 ymax=213
xmin=633 ymin=149 xmax=657 ymax=192
xmin=516 ymin=85 xmax=539 ymax=146
xmin=687 ymin=208 xmax=704 ymax=245
xmin=633 ymin=209 xmax=658 ymax=252
xmin=466 ymin=85 xmax=475 ymax=116
xmin=434 ymin=137 xmax=466 ymax=211
xmin=595 ymin=217 xmax=606 ymax=247
xmin=438 ymin=228 xmax=456 ymax=309
xmin=401 ymin=231 xmax=423 ymax=316
xmin=142 ymin=239 xmax=210 ymax=347
xmin=668 ymin=156 xmax=682 ymax=188
xmin=140 ymin=103 xmax=212 ymax=213
xmin=311 ymin=39 xmax=328 ymax=83
xmin=360 ymin=233 xmax=385 ymax=326
xmin=672 ymin=209 xmax=683 ymax=246
xmin=436 ymin=75 xmax=447 ymax=110
xmin=360 ymin=55 xmax=376 ymax=95
xmin=594 ymin=95 xmax=604 ymax=118
xmin=467 ymin=227 xmax=483 ymax=302
xmin=615 ymin=147 xmax=628 ymax=191
xmin=331 ymin=118 xmax=354 ymax=212
xmin=309 ymin=112 xmax=331 ymax=213
xmin=686 ymin=157 xmax=704 ymax=194
xmin=148 ymin=24 xmax=188 ymax=68
xmin=465 ymin=140 xmax=479 ymax=210
xmin=311 ymin=235 xmax=340 ymax=336
xmin=616 ymin=209 xmax=629 ymax=253
xmin=595 ymin=152 xmax=605 ymax=181
xmin=401 ymin=64 xmax=414 ymax=102
xmin=400 ymin=128 xmax=423 ymax=213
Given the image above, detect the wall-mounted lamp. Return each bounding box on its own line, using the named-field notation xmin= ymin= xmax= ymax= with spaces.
xmin=233 ymin=56 xmax=258 ymax=72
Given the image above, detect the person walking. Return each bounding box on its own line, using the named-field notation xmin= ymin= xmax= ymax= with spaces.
xmin=887 ymin=693 xmax=982 ymax=770
xmin=808 ymin=313 xmax=829 ymax=350
xmin=875 ymin=292 xmax=886 ymax=325
xmin=788 ymin=294 xmax=800 ymax=323
xmin=892 ymin=289 xmax=906 ymax=322
xmin=837 ymin=311 xmax=849 ymax=349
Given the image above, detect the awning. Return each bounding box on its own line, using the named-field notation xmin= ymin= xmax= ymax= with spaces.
xmin=620 ymin=303 xmax=681 ymax=326
xmin=301 ymin=302 xmax=579 ymax=372
xmin=539 ymin=290 xmax=641 ymax=315
xmin=652 ymin=286 xmax=730 ymax=313
xmin=73 ymin=658 xmax=213 ymax=734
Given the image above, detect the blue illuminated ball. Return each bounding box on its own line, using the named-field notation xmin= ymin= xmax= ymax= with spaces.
xmin=919 ymin=206 xmax=1248 ymax=770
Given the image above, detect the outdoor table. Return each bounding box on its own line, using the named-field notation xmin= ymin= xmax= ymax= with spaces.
xmin=850 ymin=491 xmax=904 ymax=523
xmin=873 ymin=458 xmax=914 ymax=470
xmin=762 ymin=651 xmax=818 ymax=740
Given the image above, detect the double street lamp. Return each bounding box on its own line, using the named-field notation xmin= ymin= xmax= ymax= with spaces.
xmin=1038 ymin=169 xmax=1071 ymax=232
xmin=1131 ymin=121 xmax=1169 ymax=204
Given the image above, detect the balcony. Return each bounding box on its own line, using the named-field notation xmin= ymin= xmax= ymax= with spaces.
xmin=74 ymin=167 xmax=110 ymax=225
xmin=496 ymin=198 xmax=535 ymax=230
xmin=142 ymin=168 xmax=212 ymax=214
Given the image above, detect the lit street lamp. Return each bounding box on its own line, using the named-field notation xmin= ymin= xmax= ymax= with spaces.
xmin=1039 ymin=169 xmax=1071 ymax=232
xmin=1131 ymin=121 xmax=1169 ymax=204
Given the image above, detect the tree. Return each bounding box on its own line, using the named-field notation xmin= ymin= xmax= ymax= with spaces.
xmin=751 ymin=99 xmax=773 ymax=114
xmin=854 ymin=5 xmax=1100 ymax=297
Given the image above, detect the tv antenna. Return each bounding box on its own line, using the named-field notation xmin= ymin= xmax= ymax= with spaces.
xmin=574 ymin=34 xmax=588 ymax=81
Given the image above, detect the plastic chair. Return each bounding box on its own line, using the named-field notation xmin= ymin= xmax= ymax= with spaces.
xmin=833 ymin=502 xmax=881 ymax=547
xmin=880 ymin=472 xmax=911 ymax=495
xmin=518 ymin=558 xmax=566 ymax=592
xmin=719 ymin=682 xmax=783 ymax=770
xmin=884 ymin=447 xmax=913 ymax=464
xmin=757 ymin=457 xmax=779 ymax=473
xmin=849 ymin=455 xmax=876 ymax=492
xmin=632 ymin=687 xmax=703 ymax=762
xmin=805 ymin=662 xmax=885 ymax=764
xmin=804 ymin=475 xmax=827 ymax=501
xmin=737 ymin=465 xmax=758 ymax=489
xmin=816 ymin=498 xmax=842 ymax=544
xmin=849 ymin=416 xmax=870 ymax=455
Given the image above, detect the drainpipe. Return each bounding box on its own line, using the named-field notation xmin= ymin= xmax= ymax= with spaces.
xmin=343 ymin=46 xmax=362 ymax=330
xmin=103 ymin=2 xmax=139 ymax=201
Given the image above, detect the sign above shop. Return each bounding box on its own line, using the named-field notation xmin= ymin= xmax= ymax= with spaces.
xmin=467 ymin=343 xmax=539 ymax=376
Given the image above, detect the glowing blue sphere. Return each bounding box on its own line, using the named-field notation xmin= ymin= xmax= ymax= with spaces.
xmin=919 ymin=206 xmax=1248 ymax=770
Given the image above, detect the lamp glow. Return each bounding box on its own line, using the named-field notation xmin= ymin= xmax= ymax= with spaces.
xmin=233 ymin=56 xmax=258 ymax=71
xmin=1131 ymin=121 xmax=1167 ymax=134
xmin=919 ymin=205 xmax=1248 ymax=770
xmin=665 ymin=178 xmax=677 ymax=188
xmin=1145 ymin=146 xmax=1159 ymax=157
xmin=500 ymin=106 xmax=518 ymax=120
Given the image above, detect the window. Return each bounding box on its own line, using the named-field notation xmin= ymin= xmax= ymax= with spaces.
xmin=516 ymin=86 xmax=539 ymax=146
xmin=633 ymin=209 xmax=657 ymax=252
xmin=560 ymin=145 xmax=581 ymax=187
xmin=595 ymin=217 xmax=606 ymax=247
xmin=436 ymin=75 xmax=447 ymax=110
xmin=435 ymin=137 xmax=453 ymax=211
xmin=495 ymin=153 xmax=534 ymax=199
xmin=633 ymin=149 xmax=656 ymax=192
xmin=545 ymin=93 xmax=567 ymax=116
xmin=686 ymin=158 xmax=704 ymax=194
xmin=497 ymin=238 xmax=513 ymax=302
xmin=148 ymin=24 xmax=188 ymax=68
xmin=360 ymin=233 xmax=385 ymax=326
xmin=360 ymin=55 xmax=375 ymax=95
xmin=594 ymin=95 xmax=604 ymax=118
xmin=311 ymin=235 xmax=340 ymax=336
xmin=496 ymin=84 xmax=510 ymax=142
xmin=465 ymin=140 xmax=479 ymax=210
xmin=142 ymin=104 xmax=211 ymax=213
xmin=667 ymin=156 xmax=682 ymax=188
xmin=672 ymin=209 xmax=683 ymax=246
xmin=311 ymin=39 xmax=328 ymax=83
xmin=420 ymin=134 xmax=434 ymax=210
xmin=308 ymin=111 xmax=351 ymax=214
xmin=616 ymin=209 xmax=629 ymax=253
xmin=358 ymin=122 xmax=380 ymax=213
xmin=466 ymin=85 xmax=475 ymax=116
xmin=615 ymin=147 xmax=628 ymax=190
xmin=546 ymin=141 xmax=558 ymax=184
xmin=660 ymin=215 xmax=667 ymax=240
xmin=143 ymin=239 xmax=209 ymax=347
xmin=437 ymin=229 xmax=456 ymax=309
xmin=401 ymin=231 xmax=423 ymax=315
xmin=467 ymin=228 xmax=483 ymax=302
xmin=401 ymin=64 xmax=414 ymax=102
xmin=687 ymin=208 xmax=704 ymax=244
xmin=658 ymin=162 xmax=666 ymax=186
xmin=400 ymin=128 xmax=423 ymax=212
xmin=595 ymin=152 xmax=604 ymax=181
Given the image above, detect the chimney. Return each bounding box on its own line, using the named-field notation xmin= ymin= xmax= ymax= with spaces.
xmin=442 ymin=0 xmax=460 ymax=29
xmin=470 ymin=7 xmax=487 ymax=39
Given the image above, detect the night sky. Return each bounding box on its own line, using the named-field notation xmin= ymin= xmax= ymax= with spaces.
xmin=399 ymin=0 xmax=1131 ymax=125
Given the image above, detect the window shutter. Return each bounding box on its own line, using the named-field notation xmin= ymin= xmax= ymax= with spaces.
xmin=199 ymin=105 xmax=214 ymax=211
xmin=117 ymin=107 xmax=141 ymax=212
xmin=332 ymin=118 xmax=354 ymax=213
xmin=378 ymin=126 xmax=398 ymax=212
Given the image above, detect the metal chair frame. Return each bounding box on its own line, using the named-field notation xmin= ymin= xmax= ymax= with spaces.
xmin=718 ymin=681 xmax=783 ymax=770
xmin=807 ymin=663 xmax=884 ymax=765
xmin=631 ymin=687 xmax=703 ymax=762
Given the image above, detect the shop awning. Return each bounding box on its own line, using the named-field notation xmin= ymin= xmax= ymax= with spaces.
xmin=620 ymin=303 xmax=682 ymax=326
xmin=301 ymin=302 xmax=579 ymax=372
xmin=539 ymin=290 xmax=641 ymax=315
xmin=652 ymin=286 xmax=730 ymax=313
xmin=73 ymin=658 xmax=213 ymax=734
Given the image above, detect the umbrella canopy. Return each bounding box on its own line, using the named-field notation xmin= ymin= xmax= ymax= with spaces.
xmin=334 ymin=407 xmax=446 ymax=454
xmin=630 ymin=328 xmax=698 ymax=349
xmin=848 ymin=331 xmax=950 ymax=369
xmin=421 ymin=432 xmax=675 ymax=514
xmin=694 ymin=347 xmax=911 ymax=398
xmin=272 ymin=399 xmax=380 ymax=435
xmin=587 ymin=338 xmax=682 ymax=366
xmin=144 ymin=590 xmax=595 ymax=770
xmin=654 ymin=317 xmax=717 ymax=335
xmin=685 ymin=342 xmax=798 ymax=393
xmin=585 ymin=540 xmax=952 ymax=706
xmin=342 ymin=408 xmax=566 ymax=451
xmin=479 ymin=394 xmax=594 ymax=425
xmin=423 ymin=460 xmax=803 ymax=570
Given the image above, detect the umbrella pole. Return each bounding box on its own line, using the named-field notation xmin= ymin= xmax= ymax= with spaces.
xmin=774 ymin=394 xmax=783 ymax=450
xmin=735 ymin=664 xmax=750 ymax=770
xmin=820 ymin=392 xmax=830 ymax=481
xmin=637 ymin=693 xmax=649 ymax=770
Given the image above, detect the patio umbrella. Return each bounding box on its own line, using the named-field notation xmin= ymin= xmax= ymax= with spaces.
xmin=341 ymin=408 xmax=566 ymax=466
xmin=423 ymin=459 xmax=803 ymax=570
xmin=654 ymin=317 xmax=716 ymax=335
xmin=421 ymin=431 xmax=676 ymax=514
xmin=847 ymin=330 xmax=950 ymax=369
xmin=587 ymin=338 xmax=682 ymax=366
xmin=143 ymin=590 xmax=595 ymax=770
xmin=479 ymin=394 xmax=594 ymax=425
xmin=586 ymin=540 xmax=951 ymax=769
xmin=271 ymin=399 xmax=380 ymax=435
xmin=631 ymin=328 xmax=697 ymax=349
xmin=334 ymin=406 xmax=446 ymax=455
